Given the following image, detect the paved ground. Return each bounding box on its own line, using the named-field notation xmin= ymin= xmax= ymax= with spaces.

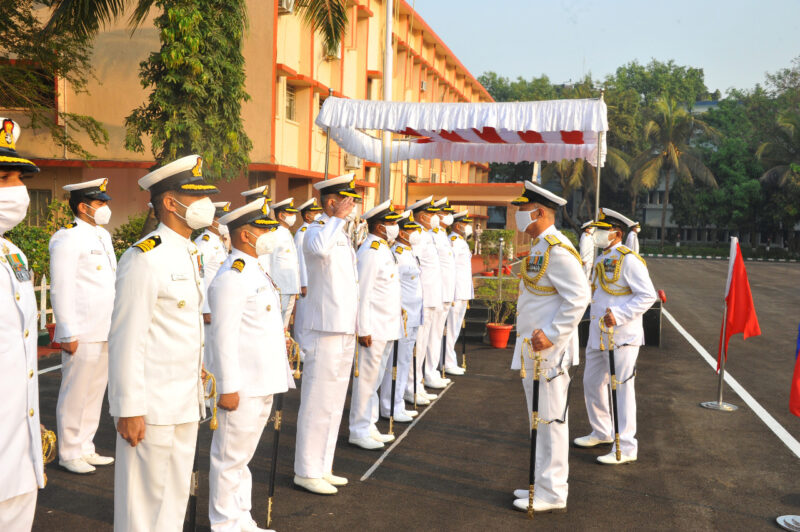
xmin=32 ymin=258 xmax=800 ymax=531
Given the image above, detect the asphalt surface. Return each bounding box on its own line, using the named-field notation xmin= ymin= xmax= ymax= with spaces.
xmin=32 ymin=258 xmax=800 ymax=531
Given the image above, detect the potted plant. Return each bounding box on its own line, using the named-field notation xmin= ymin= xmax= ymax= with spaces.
xmin=475 ymin=276 xmax=518 ymax=348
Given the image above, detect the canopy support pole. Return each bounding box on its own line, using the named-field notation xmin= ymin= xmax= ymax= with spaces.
xmin=594 ymin=90 xmax=605 ymax=219
xmin=324 ymin=88 xmax=333 ymax=180
xmin=380 ymin=0 xmax=394 ymax=202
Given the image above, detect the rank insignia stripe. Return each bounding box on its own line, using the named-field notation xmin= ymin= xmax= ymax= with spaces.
xmin=450 ymin=235 xmax=458 ymax=241
xmin=133 ymin=235 xmax=162 ymax=253
xmin=395 ymin=246 xmax=404 ymax=254
xmin=231 ymin=258 xmax=245 ymax=272
xmin=202 ymin=234 xmax=210 ymax=241
xmin=370 ymin=240 xmax=381 ymax=250
xmin=544 ymin=234 xmax=560 ymax=246
xmin=300 ymin=227 xmax=307 ymax=232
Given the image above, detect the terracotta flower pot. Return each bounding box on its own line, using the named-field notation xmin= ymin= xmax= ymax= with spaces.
xmin=46 ymin=323 xmax=61 ymax=349
xmin=487 ymin=323 xmax=513 ymax=349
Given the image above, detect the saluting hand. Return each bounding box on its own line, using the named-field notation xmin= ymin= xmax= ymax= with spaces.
xmin=117 ymin=416 xmax=146 ymax=447
xmin=603 ymin=308 xmax=617 ymax=328
xmin=531 ymin=329 xmax=553 ymax=351
xmin=333 ymin=197 xmax=355 ymax=220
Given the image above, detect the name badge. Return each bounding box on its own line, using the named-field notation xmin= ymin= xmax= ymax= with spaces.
xmin=171 ymin=273 xmax=189 ymax=281
xmin=337 ymin=241 xmax=347 ymax=246
xmin=256 ymin=285 xmax=269 ymax=293
xmin=90 ymin=249 xmax=103 ymax=255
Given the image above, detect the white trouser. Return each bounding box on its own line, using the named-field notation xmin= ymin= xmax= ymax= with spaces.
xmin=0 ymin=490 xmax=37 ymax=532
xmin=293 ymin=293 xmax=308 ymax=355
xmin=425 ymin=302 xmax=451 ymax=382
xmin=445 ymin=300 xmax=468 ymax=369
xmin=114 ymin=421 xmax=198 ymax=532
xmin=209 ymin=395 xmax=273 ymax=532
xmin=294 ymin=331 xmax=355 ymax=478
xmin=407 ymin=307 xmax=435 ymax=394
xmin=280 ymin=294 xmax=297 ymax=329
xmin=57 ymin=341 xmax=108 ymax=461
xmin=381 ymin=326 xmax=417 ymax=416
xmin=583 ymin=346 xmax=639 ymax=457
xmin=349 ymin=340 xmax=393 ymax=439
xmin=521 ymin=368 xmax=571 ymax=506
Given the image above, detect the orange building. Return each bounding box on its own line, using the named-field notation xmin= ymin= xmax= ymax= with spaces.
xmin=7 ymin=1 xmax=492 ymax=228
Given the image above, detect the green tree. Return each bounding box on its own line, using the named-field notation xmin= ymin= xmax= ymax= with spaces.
xmin=0 ymin=1 xmax=108 ymax=158
xmin=630 ymin=97 xmax=717 ymax=247
xmin=610 ymin=59 xmax=709 ymax=107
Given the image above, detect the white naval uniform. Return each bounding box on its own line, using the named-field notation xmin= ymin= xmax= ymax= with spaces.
xmin=512 ymin=225 xmax=589 ymax=506
xmin=584 ymin=243 xmax=656 ymax=458
xmin=295 ymin=214 xmax=358 ymax=479
xmin=349 ymin=234 xmax=401 ymax=440
xmin=579 ymin=231 xmax=595 ymax=280
xmin=445 ymin=233 xmax=473 ymax=370
xmin=207 ymin=250 xmax=294 ymax=531
xmin=0 ymin=237 xmax=44 ymax=532
xmin=625 ymin=231 xmax=640 ymax=254
xmin=381 ymin=242 xmax=422 ymax=416
xmin=266 ymin=225 xmax=301 ymax=327
xmin=407 ymin=230 xmax=441 ymax=394
xmin=427 ymin=227 xmax=455 ymax=380
xmin=194 ymin=229 xmax=228 ymax=314
xmin=108 ymin=223 xmax=206 ymax=532
xmin=49 ymin=218 xmax=116 ymax=463
xmin=293 ymin=223 xmax=310 ymax=351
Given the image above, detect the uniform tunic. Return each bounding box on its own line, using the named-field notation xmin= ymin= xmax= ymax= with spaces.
xmin=0 ymin=236 xmax=44 ymax=531
xmin=445 ymin=232 xmax=474 ymax=369
xmin=349 ymin=234 xmax=401 ymax=440
xmin=194 ymin=229 xmax=228 ymax=314
xmin=207 ymin=250 xmax=293 ymax=531
xmin=427 ymin=227 xmax=456 ymax=380
xmin=409 ymin=230 xmax=442 ymax=392
xmin=512 ymin=225 xmax=589 ymax=506
xmin=265 ymin=225 xmax=301 ymax=326
xmin=295 ymin=214 xmax=358 ymax=478
xmin=584 ymin=243 xmax=656 ymax=457
xmin=108 ymin=223 xmax=205 ymax=532
xmin=624 ymin=231 xmax=640 ymax=254
xmin=579 ymin=231 xmax=595 ymax=280
xmin=293 ymin=223 xmax=310 ymax=351
xmin=49 ymin=218 xmax=116 ymax=462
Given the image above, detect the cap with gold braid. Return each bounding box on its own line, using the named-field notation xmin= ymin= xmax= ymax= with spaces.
xmin=362 ymin=199 xmax=402 ymax=223
xmin=510 ymin=181 xmax=566 ymax=210
xmin=270 ymin=197 xmax=299 ymax=214
xmin=452 ymin=210 xmax=473 ymax=223
xmin=408 ymin=195 xmax=441 ymax=214
xmin=433 ymin=197 xmax=455 ymax=212
xmin=138 ymin=154 xmax=219 ymax=197
xmin=313 ymin=173 xmax=362 ymax=202
xmin=0 ymin=117 xmax=39 ymax=175
xmin=589 ymin=207 xmax=635 ymax=230
xmin=213 ymin=201 xmax=231 ymax=218
xmin=241 ymin=185 xmax=271 ymax=203
xmin=297 ymin=197 xmax=323 ymax=212
xmin=63 ymin=178 xmax=112 ymax=202
xmin=397 ymin=210 xmax=422 ymax=231
xmin=218 ymin=197 xmax=279 ymax=232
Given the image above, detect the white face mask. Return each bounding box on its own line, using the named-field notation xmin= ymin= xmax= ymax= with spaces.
xmin=384 ymin=224 xmax=399 ymax=242
xmin=0 ymin=185 xmax=30 ymax=234
xmin=441 ymin=213 xmax=454 ymax=226
xmin=313 ymin=213 xmax=322 ymax=221
xmin=593 ymin=229 xmax=613 ymax=248
xmin=514 ymin=210 xmax=538 ymax=233
xmin=429 ymin=214 xmax=440 ymax=229
xmin=217 ymin=223 xmax=229 ymax=236
xmin=408 ymin=229 xmax=422 ymax=246
xmin=175 ymin=197 xmax=215 ymax=230
xmin=283 ymin=214 xmax=297 ymax=226
xmin=464 ymin=225 xmax=473 ymax=238
xmin=247 ymin=230 xmax=278 ymax=256
xmin=87 ymin=204 xmax=112 ymax=226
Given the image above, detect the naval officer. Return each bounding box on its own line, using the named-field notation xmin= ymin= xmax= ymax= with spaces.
xmin=405 ymin=196 xmax=443 ymax=405
xmin=268 ymin=197 xmax=302 ymax=327
xmin=443 ymin=210 xmax=474 ymax=375
xmin=0 ymin=118 xmax=44 ymax=532
xmin=426 ymin=197 xmax=456 ymax=388
xmin=195 ymin=201 xmax=231 ymax=322
xmin=579 ymin=220 xmax=596 ymax=280
xmin=379 ymin=212 xmax=423 ymax=422
xmin=625 ymin=221 xmax=641 ymax=253
xmin=348 ymin=199 xmax=402 ymax=450
xmin=294 ymin=174 xmax=359 ymax=495
xmin=49 ymin=178 xmax=117 ymax=475
xmin=108 ymin=154 xmax=219 ymax=531
xmin=206 ymin=198 xmax=294 ymax=532
xmin=293 ymin=198 xmax=323 ymax=358
xmin=509 ymin=181 xmax=590 ymax=514
xmin=575 ymin=208 xmax=656 ymax=464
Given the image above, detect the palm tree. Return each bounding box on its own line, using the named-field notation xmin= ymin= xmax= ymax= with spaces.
xmin=757 ymin=109 xmax=800 ymax=187
xmin=44 ymin=0 xmax=349 ymax=55
xmin=630 ymin=97 xmax=717 ymax=248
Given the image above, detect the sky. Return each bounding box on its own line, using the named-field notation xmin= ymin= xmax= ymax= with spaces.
xmin=412 ymin=0 xmax=800 ymax=95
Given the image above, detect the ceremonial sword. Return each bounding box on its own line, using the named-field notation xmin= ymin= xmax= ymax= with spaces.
xmin=599 ymin=318 xmax=622 ymax=462
xmin=187 ymin=371 xmax=218 ymax=532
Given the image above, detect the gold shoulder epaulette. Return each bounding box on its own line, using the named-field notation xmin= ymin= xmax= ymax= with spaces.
xmin=300 ymin=226 xmax=307 ymax=232
xmin=61 ymin=222 xmax=76 ymax=230
xmin=314 ymin=220 xmax=325 ymax=226
xmin=450 ymin=235 xmax=458 ymax=241
xmin=544 ymin=234 xmax=560 ymax=246
xmin=133 ymin=235 xmax=161 ymax=253
xmin=231 ymin=258 xmax=245 ymax=272
xmin=395 ymin=246 xmax=404 ymax=254
xmin=202 ymin=234 xmax=210 ymax=241
xmin=370 ymin=240 xmax=381 ymax=250
xmin=618 ymin=245 xmax=631 ymax=254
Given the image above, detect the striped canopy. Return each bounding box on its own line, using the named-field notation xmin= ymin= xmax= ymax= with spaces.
xmin=315 ymin=97 xmax=608 ymax=166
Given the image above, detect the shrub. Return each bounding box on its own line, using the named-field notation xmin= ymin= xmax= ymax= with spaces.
xmin=474 ymin=276 xmax=519 ymax=324
xmin=112 ymin=211 xmax=149 ymax=259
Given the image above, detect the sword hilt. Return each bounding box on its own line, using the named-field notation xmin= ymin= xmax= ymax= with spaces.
xmin=203 ymin=371 xmax=218 ymax=430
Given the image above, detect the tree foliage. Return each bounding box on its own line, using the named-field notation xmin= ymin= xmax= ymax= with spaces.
xmin=0 ymin=1 xmax=108 ymax=159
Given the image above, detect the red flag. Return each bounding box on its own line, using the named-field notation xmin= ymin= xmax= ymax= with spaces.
xmin=790 ymin=324 xmax=800 ymax=417
xmin=716 ymin=239 xmax=761 ymax=370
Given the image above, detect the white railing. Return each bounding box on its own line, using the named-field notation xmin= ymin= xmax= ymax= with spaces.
xmin=35 ymin=275 xmax=55 ymax=331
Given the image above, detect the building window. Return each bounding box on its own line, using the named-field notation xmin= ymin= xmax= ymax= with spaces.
xmin=286 ymin=85 xmax=297 ymax=122
xmin=26 ymin=189 xmax=52 ymax=227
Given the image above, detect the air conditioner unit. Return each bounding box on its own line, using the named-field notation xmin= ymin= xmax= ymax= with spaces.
xmin=420 ymin=80 xmax=428 ymax=92
xmin=430 ymin=172 xmax=438 ymax=183
xmin=278 ymin=0 xmax=294 ymax=13
xmin=344 ymin=153 xmax=362 ymax=170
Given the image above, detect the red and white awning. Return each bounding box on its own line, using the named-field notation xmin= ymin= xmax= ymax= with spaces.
xmin=315 ymin=97 xmax=608 ymax=166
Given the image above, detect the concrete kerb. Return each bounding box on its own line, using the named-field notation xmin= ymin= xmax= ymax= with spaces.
xmin=641 ymin=253 xmax=799 ymax=263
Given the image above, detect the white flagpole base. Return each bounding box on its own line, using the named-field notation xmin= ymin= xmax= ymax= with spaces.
xmin=700 ymin=401 xmax=738 ymax=412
